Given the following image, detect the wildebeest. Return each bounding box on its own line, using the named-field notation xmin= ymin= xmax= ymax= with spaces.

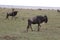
xmin=57 ymin=9 xmax=60 ymax=12
xmin=27 ymin=15 xmax=48 ymax=32
xmin=6 ymin=11 xmax=18 ymax=19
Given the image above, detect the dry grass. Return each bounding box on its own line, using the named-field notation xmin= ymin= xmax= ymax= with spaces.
xmin=0 ymin=8 xmax=60 ymax=40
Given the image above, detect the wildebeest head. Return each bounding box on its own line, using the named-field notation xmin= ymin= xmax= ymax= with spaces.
xmin=44 ymin=15 xmax=48 ymax=23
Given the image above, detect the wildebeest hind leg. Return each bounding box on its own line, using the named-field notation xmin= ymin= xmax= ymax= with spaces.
xmin=30 ymin=25 xmax=33 ymax=31
xmin=27 ymin=25 xmax=30 ymax=32
xmin=27 ymin=24 xmax=33 ymax=32
xmin=38 ymin=24 xmax=41 ymax=31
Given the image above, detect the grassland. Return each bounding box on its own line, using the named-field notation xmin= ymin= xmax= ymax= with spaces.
xmin=0 ymin=8 xmax=60 ymax=40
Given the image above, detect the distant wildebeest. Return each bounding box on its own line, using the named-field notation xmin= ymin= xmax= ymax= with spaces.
xmin=38 ymin=8 xmax=42 ymax=10
xmin=27 ymin=15 xmax=48 ymax=32
xmin=6 ymin=11 xmax=18 ymax=19
xmin=57 ymin=9 xmax=60 ymax=12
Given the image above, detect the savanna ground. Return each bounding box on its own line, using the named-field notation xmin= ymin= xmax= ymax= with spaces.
xmin=0 ymin=8 xmax=60 ymax=40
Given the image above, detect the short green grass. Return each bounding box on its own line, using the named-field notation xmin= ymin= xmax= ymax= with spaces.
xmin=0 ymin=8 xmax=60 ymax=40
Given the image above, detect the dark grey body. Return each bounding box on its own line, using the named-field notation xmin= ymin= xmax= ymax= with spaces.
xmin=27 ymin=15 xmax=48 ymax=32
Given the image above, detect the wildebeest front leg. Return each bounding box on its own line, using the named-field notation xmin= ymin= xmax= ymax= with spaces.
xmin=38 ymin=24 xmax=41 ymax=31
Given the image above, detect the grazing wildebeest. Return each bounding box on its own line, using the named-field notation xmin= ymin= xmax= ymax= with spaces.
xmin=27 ymin=15 xmax=48 ymax=32
xmin=6 ymin=11 xmax=18 ymax=19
